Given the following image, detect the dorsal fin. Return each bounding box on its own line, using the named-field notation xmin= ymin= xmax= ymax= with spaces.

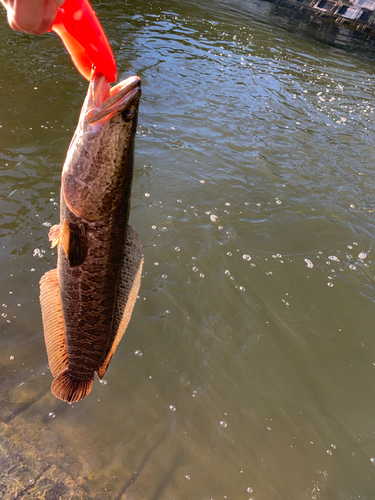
xmin=96 ymin=225 xmax=143 ymax=380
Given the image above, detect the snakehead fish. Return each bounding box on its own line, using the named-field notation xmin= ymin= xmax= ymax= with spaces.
xmin=40 ymin=73 xmax=143 ymax=403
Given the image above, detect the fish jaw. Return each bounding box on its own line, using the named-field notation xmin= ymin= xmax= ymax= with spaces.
xmin=61 ymin=74 xmax=141 ymax=223
xmin=86 ymin=73 xmax=141 ymax=128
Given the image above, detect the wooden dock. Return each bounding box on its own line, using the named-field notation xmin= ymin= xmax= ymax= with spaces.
xmin=272 ymin=0 xmax=375 ymax=33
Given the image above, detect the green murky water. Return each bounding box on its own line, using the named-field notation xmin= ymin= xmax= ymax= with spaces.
xmin=1 ymin=0 xmax=375 ymax=498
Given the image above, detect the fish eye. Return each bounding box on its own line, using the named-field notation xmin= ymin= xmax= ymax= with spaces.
xmin=122 ymin=109 xmax=133 ymax=122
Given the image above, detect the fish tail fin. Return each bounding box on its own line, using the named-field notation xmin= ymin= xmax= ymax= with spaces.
xmin=51 ymin=369 xmax=94 ymax=403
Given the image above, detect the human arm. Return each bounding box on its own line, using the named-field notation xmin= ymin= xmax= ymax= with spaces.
xmin=1 ymin=0 xmax=64 ymax=35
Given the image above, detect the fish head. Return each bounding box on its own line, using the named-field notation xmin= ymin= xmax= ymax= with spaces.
xmin=85 ymin=73 xmax=141 ymax=129
xmin=62 ymin=72 xmax=141 ymax=222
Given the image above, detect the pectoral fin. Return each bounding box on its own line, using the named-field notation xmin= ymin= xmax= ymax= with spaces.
xmin=96 ymin=225 xmax=143 ymax=380
xmin=59 ymin=219 xmax=88 ymax=267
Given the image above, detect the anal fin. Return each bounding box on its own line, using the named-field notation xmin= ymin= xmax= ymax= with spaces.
xmin=40 ymin=269 xmax=94 ymax=403
xmin=96 ymin=225 xmax=143 ymax=380
xmin=40 ymin=269 xmax=68 ymax=377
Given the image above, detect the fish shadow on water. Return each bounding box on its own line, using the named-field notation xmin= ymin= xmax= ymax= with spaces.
xmin=1 ymin=386 xmax=50 ymax=425
xmin=115 ymin=419 xmax=184 ymax=500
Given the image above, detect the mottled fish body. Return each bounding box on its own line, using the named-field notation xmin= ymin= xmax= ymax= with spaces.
xmin=40 ymin=73 xmax=142 ymax=403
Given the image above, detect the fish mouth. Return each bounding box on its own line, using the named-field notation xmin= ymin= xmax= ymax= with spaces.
xmin=86 ymin=73 xmax=141 ymax=126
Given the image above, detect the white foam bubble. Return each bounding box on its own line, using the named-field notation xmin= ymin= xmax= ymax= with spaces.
xmin=328 ymin=256 xmax=340 ymax=262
